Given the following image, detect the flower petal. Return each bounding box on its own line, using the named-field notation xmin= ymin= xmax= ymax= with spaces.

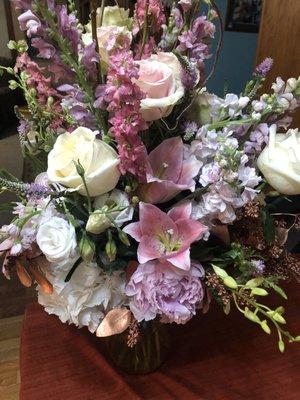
xmin=168 ymin=202 xmax=192 ymax=222
xmin=137 ymin=236 xmax=164 ymax=264
xmin=177 ymin=219 xmax=208 ymax=245
xmin=123 ymin=222 xmax=142 ymax=242
xmin=139 ymin=202 xmax=176 ymax=237
xmin=148 ymin=137 xmax=183 ymax=183
xmin=167 ymin=248 xmax=191 ymax=270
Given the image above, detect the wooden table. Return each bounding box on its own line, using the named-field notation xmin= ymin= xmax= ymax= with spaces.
xmin=20 ymin=282 xmax=300 ymax=400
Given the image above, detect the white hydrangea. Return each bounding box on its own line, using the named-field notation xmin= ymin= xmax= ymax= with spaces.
xmin=38 ymin=261 xmax=127 ymax=333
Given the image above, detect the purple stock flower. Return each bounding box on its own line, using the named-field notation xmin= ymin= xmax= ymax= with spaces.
xmin=17 ymin=119 xmax=30 ymax=137
xmin=27 ymin=183 xmax=51 ymax=199
xmin=57 ymin=5 xmax=81 ymax=53
xmin=31 ymin=38 xmax=56 ymax=59
xmin=244 ymin=123 xmax=269 ymax=155
xmin=254 ymin=57 xmax=273 ymax=77
xmin=251 ymin=260 xmax=266 ymax=275
xmin=177 ymin=16 xmax=215 ymax=63
xmin=81 ymin=43 xmax=99 ymax=80
xmin=18 ymin=10 xmax=41 ymax=37
xmin=126 ymin=260 xmax=205 ymax=324
xmin=94 ymin=84 xmax=107 ymax=109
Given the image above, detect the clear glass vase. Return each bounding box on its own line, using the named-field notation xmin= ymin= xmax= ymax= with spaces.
xmin=103 ymin=319 xmax=170 ymax=374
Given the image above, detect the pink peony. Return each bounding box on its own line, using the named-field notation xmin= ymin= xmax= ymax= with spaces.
xmin=123 ymin=202 xmax=207 ymax=270
xmin=138 ymin=136 xmax=202 ymax=203
xmin=126 ymin=259 xmax=205 ymax=324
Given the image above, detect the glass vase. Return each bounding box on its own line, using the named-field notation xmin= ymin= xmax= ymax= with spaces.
xmin=103 ymin=319 xmax=170 ymax=374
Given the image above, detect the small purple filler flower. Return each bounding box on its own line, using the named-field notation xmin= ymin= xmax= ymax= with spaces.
xmin=126 ymin=260 xmax=205 ymax=324
xmin=254 ymin=57 xmax=273 ymax=77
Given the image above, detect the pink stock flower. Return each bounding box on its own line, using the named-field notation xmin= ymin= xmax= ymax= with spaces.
xmin=138 ymin=136 xmax=202 ymax=203
xmin=123 ymin=202 xmax=207 ymax=270
xmin=133 ymin=0 xmax=166 ymax=35
xmin=106 ymin=47 xmax=148 ymax=181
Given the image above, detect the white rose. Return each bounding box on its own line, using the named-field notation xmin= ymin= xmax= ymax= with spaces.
xmin=47 ymin=127 xmax=120 ymax=197
xmin=257 ymin=124 xmax=300 ymax=195
xmin=86 ymin=189 xmax=133 ymax=234
xmin=36 ymin=217 xmax=78 ymax=264
xmin=133 ymin=52 xmax=184 ymax=121
xmin=100 ymin=6 xmax=131 ymax=27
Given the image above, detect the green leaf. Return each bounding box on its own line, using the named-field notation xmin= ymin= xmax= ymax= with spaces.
xmin=0 ymin=202 xmax=15 ymax=212
xmin=65 ymin=257 xmax=82 ymax=282
xmin=270 ymin=282 xmax=288 ymax=300
xmin=261 ymin=209 xmax=275 ymax=245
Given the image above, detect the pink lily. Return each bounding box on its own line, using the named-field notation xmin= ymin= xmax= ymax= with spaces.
xmin=123 ymin=202 xmax=207 ymax=270
xmin=138 ymin=136 xmax=201 ymax=204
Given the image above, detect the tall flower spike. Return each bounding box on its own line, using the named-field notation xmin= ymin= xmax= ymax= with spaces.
xmin=106 ymin=44 xmax=148 ymax=182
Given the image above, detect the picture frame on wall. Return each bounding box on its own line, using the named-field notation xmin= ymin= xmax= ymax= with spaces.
xmin=225 ymin=0 xmax=263 ymax=33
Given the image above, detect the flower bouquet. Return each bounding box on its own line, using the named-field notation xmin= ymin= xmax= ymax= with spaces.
xmin=1 ymin=0 xmax=300 ymax=373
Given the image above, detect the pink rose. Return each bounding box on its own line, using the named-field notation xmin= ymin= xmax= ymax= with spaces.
xmin=134 ymin=52 xmax=184 ymax=121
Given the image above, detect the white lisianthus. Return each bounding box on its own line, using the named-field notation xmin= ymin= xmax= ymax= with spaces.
xmin=37 ymin=261 xmax=127 ymax=333
xmin=86 ymin=189 xmax=133 ymax=234
xmin=36 ymin=217 xmax=78 ymax=264
xmin=47 ymin=127 xmax=120 ymax=197
xmin=257 ymin=125 xmax=300 ymax=195
xmin=134 ymin=52 xmax=185 ymax=121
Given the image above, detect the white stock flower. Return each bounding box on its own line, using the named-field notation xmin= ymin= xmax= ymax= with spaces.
xmin=36 ymin=216 xmax=78 ymax=264
xmin=47 ymin=127 xmax=120 ymax=197
xmin=257 ymin=125 xmax=300 ymax=195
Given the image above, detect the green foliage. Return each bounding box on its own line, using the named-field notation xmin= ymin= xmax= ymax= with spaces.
xmin=209 ymin=263 xmax=299 ymax=351
xmin=260 ymin=208 xmax=276 ymax=245
xmin=211 ymin=242 xmax=257 ymax=282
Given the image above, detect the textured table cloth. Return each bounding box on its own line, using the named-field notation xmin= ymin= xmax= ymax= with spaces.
xmin=20 ymin=282 xmax=300 ymax=400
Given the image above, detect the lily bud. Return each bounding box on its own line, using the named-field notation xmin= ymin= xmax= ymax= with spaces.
xmin=223 ymin=276 xmax=238 ymax=290
xmin=260 ymin=320 xmax=271 ymax=334
xmin=278 ymin=340 xmax=285 ymax=353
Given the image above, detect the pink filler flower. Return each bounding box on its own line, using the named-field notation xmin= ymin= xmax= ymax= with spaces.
xmin=123 ymin=202 xmax=207 ymax=270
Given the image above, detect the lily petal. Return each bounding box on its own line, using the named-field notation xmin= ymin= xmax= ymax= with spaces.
xmin=138 ymin=236 xmax=164 ymax=264
xmin=168 ymin=248 xmax=191 ymax=270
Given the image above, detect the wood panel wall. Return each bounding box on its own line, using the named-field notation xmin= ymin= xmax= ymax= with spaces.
xmin=256 ymin=0 xmax=300 ymax=128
